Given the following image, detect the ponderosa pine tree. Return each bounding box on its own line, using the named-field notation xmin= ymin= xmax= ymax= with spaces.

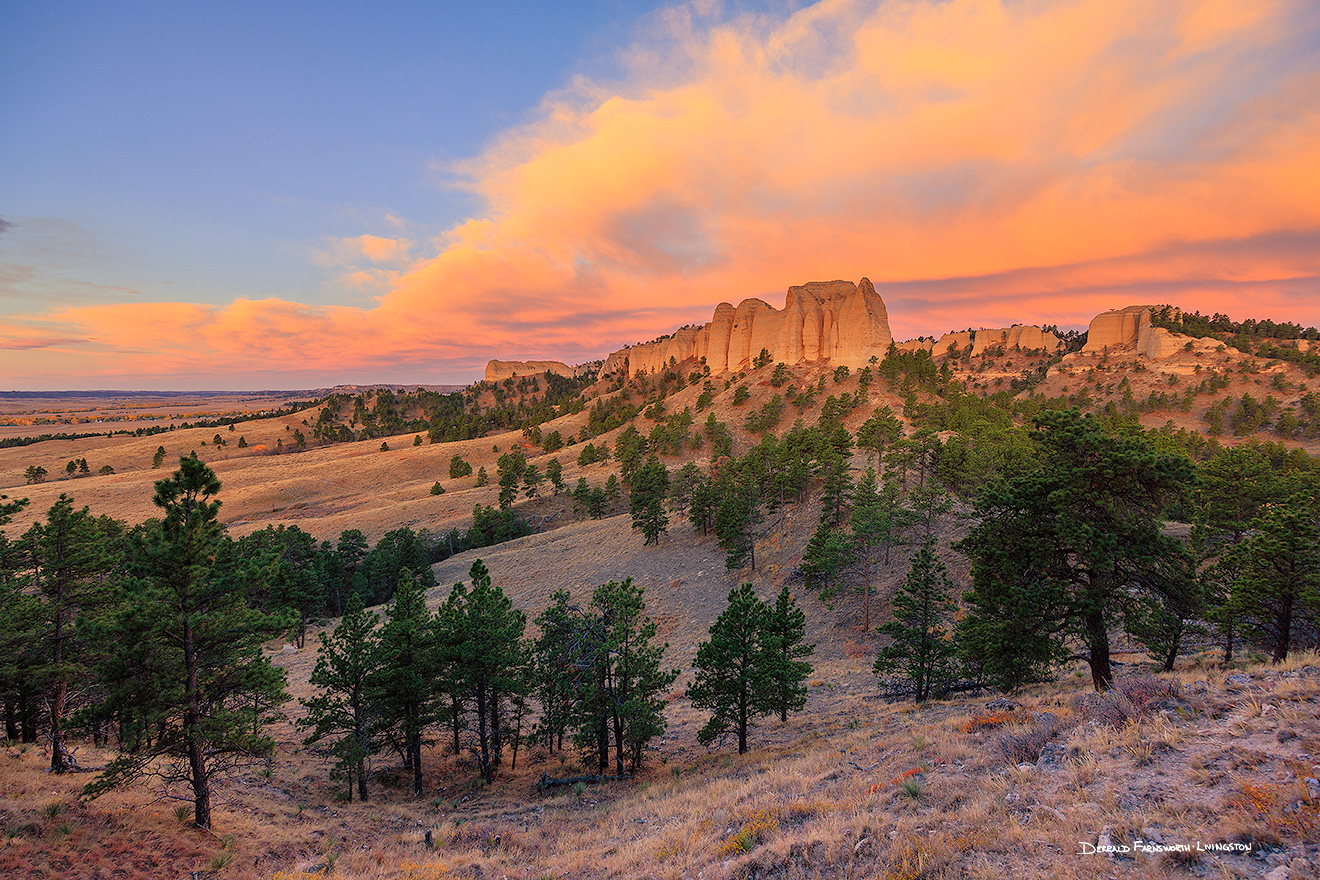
xmin=591 ymin=578 xmax=677 ymax=774
xmin=23 ymin=495 xmax=123 ymax=772
xmin=299 ymin=592 xmax=380 ymax=802
xmin=0 ymin=494 xmax=36 ymax=743
xmin=1230 ymin=495 xmax=1320 ymax=663
xmin=688 ymin=584 xmax=770 ymax=754
xmin=630 ymin=455 xmax=670 ymax=545
xmin=82 ymin=455 xmax=289 ymax=830
xmin=451 ymin=560 xmax=530 ymax=783
xmin=955 ymin=411 xmax=1193 ymax=692
xmin=531 ymin=590 xmax=582 ymax=754
xmin=758 ymin=586 xmax=813 ymax=722
xmin=848 ymin=469 xmax=902 ymax=630
xmin=873 ymin=541 xmax=958 ymax=702
xmin=368 ymin=568 xmax=435 ymax=796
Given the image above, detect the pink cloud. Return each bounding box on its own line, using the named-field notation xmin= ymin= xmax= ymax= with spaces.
xmin=9 ymin=0 xmax=1320 ymax=387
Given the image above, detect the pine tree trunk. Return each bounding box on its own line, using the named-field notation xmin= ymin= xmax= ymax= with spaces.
xmin=1273 ymin=592 xmax=1293 ymax=664
xmin=1085 ymin=609 xmax=1113 ymax=691
xmin=3 ymin=696 xmax=18 ymax=741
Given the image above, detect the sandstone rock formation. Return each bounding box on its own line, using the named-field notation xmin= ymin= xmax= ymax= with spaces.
xmin=603 ymin=278 xmax=895 ymax=376
xmin=485 ymin=360 xmax=579 ymax=382
xmin=899 ymin=326 xmax=1061 ymax=357
xmin=1081 ymin=305 xmax=1187 ymax=359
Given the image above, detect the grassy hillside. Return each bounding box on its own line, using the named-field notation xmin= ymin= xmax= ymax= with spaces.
xmin=2 ymin=317 xmax=1319 ymax=879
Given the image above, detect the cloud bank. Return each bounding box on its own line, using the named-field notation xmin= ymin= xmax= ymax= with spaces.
xmin=7 ymin=0 xmax=1320 ymax=387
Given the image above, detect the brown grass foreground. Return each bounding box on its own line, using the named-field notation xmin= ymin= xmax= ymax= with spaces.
xmin=4 ymin=652 xmax=1319 ymax=880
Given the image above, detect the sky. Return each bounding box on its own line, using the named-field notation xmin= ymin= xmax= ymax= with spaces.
xmin=2 ymin=0 xmax=1319 ymax=390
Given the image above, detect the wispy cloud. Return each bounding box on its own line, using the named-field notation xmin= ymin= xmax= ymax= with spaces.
xmin=8 ymin=0 xmax=1320 ymax=386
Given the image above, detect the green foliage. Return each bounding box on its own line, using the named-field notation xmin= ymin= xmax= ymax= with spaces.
xmin=475 ymin=466 xmax=489 ymax=487
xmin=1229 ymin=495 xmax=1320 ymax=662
xmin=497 ymin=450 xmax=527 ymax=508
xmin=299 ymin=593 xmax=380 ymax=802
xmin=688 ymin=584 xmax=805 ymax=754
xmin=629 ymin=455 xmax=670 ymax=545
xmin=368 ymin=570 xmax=435 ymax=796
xmin=955 ymin=411 xmax=1194 ymax=692
xmin=614 ymin=425 xmax=645 ymax=483
xmin=81 ymin=455 xmax=289 ymax=829
xmin=770 ymin=363 xmax=790 ymax=387
xmin=545 ymin=457 xmax=564 ymax=495
xmin=430 ymin=481 xmax=445 ymax=495
xmin=522 ymin=464 xmax=543 ymax=499
xmin=444 ymin=560 xmax=531 ymax=783
xmin=24 ymin=466 xmax=47 ymax=485
xmin=759 ymin=587 xmax=813 ymax=722
xmin=731 ymin=385 xmax=750 ymax=406
xmin=583 ymin=578 xmax=679 ymax=774
xmin=449 ymin=455 xmax=473 ymax=479
xmin=873 ymin=542 xmax=958 ymax=702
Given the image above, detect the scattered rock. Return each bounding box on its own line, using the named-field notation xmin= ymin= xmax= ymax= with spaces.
xmin=1263 ymin=866 xmax=1290 ymax=880
xmin=1226 ymin=674 xmax=1252 ymax=689
xmin=281 ymin=644 xmax=297 ymax=654
xmin=1036 ymin=742 xmax=1069 ymax=769
xmin=1305 ymin=777 xmax=1320 ymax=801
xmin=986 ymin=698 xmax=1020 ymax=712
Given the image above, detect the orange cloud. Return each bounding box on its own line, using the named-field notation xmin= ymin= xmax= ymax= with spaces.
xmin=9 ymin=0 xmax=1320 ymax=387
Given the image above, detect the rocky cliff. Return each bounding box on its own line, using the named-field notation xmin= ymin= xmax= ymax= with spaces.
xmin=1081 ymin=305 xmax=1193 ymax=360
xmin=484 ymin=360 xmax=581 ymax=382
xmin=899 ymin=325 xmax=1062 ymax=357
xmin=602 ymin=278 xmax=894 ymax=376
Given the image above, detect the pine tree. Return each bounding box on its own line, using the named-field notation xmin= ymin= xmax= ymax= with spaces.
xmin=848 ymin=469 xmax=902 ymax=629
xmin=531 ymin=590 xmax=582 ymax=753
xmin=368 ymin=568 xmax=435 ymax=796
xmin=82 ymin=455 xmax=289 ymax=830
xmin=0 ymin=494 xmax=36 ymax=743
xmin=873 ymin=541 xmax=958 ymax=702
xmin=299 ymin=592 xmax=380 ymax=801
xmin=451 ymin=560 xmax=530 ymax=783
xmin=955 ymin=411 xmax=1193 ymax=691
xmin=688 ymin=584 xmax=770 ymax=754
xmin=23 ymin=495 xmax=123 ymax=772
xmin=545 ymin=458 xmax=564 ymax=495
xmin=630 ymin=455 xmax=670 ymax=545
xmin=799 ymin=520 xmax=852 ymax=596
xmin=592 ymin=578 xmax=678 ymax=773
xmin=758 ymin=586 xmax=813 ymax=722
xmin=1230 ymin=495 xmax=1320 ymax=663
xmin=714 ymin=466 xmax=762 ymax=569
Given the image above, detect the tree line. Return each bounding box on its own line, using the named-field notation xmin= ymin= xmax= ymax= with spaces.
xmin=0 ymin=456 xmax=817 ymax=830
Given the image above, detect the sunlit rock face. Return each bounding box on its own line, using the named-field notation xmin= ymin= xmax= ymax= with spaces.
xmin=484 ymin=360 xmax=578 ymax=382
xmin=1081 ymin=305 xmax=1187 ymax=360
xmin=604 ymin=278 xmax=895 ymax=375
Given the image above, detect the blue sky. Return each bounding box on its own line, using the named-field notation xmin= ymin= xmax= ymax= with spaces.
xmin=1 ymin=1 xmax=686 ymax=312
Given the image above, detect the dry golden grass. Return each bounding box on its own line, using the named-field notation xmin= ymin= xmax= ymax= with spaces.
xmin=7 ymin=651 xmax=1320 ymax=879
xmin=4 ymin=370 xmax=1320 ymax=879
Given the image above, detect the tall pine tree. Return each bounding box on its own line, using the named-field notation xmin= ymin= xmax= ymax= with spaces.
xmin=688 ymin=584 xmax=770 ymax=754
xmin=299 ymin=592 xmax=380 ymax=801
xmin=82 ymin=455 xmax=289 ymax=830
xmin=873 ymin=541 xmax=958 ymax=702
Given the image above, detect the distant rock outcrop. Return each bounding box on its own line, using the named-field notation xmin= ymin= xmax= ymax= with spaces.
xmin=484 ymin=360 xmax=579 ymax=382
xmin=603 ymin=278 xmax=894 ymax=375
xmin=899 ymin=326 xmax=1061 ymax=357
xmin=1082 ymin=305 xmax=1187 ymax=360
